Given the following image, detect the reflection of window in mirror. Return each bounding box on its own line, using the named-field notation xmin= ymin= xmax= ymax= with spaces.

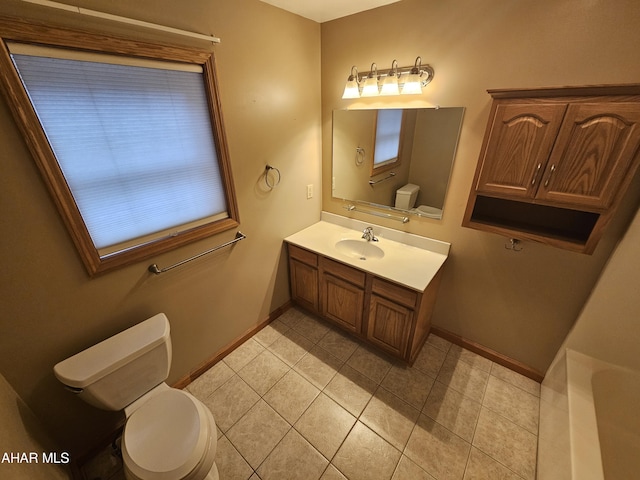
xmin=371 ymin=109 xmax=404 ymax=176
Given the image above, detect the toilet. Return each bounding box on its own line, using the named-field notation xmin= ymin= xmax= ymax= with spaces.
xmin=53 ymin=313 xmax=218 ymax=480
xmin=414 ymin=204 xmax=443 ymax=219
xmin=395 ymin=183 xmax=420 ymax=210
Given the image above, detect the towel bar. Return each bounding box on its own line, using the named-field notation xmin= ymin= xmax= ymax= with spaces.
xmin=148 ymin=231 xmax=246 ymax=274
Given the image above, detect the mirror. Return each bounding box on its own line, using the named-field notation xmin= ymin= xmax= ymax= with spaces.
xmin=332 ymin=107 xmax=464 ymax=219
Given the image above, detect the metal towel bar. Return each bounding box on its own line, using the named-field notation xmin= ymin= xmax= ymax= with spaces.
xmin=148 ymin=231 xmax=246 ymax=274
xmin=368 ymin=172 xmax=396 ymax=186
xmin=345 ymin=204 xmax=409 ymax=223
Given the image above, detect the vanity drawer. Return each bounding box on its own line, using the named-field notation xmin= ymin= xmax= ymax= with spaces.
xmin=288 ymin=244 xmax=318 ymax=267
xmin=321 ymin=257 xmax=366 ymax=287
xmin=372 ymin=277 xmax=418 ymax=308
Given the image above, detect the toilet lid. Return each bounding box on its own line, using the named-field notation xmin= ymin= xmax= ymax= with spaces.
xmin=122 ymin=389 xmax=210 ymax=479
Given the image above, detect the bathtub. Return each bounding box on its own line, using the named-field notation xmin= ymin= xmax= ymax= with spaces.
xmin=538 ymin=349 xmax=640 ymax=479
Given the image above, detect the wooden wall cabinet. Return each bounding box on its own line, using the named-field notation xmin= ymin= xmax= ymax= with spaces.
xmin=464 ymin=85 xmax=640 ymax=253
xmin=287 ymin=243 xmax=443 ymax=364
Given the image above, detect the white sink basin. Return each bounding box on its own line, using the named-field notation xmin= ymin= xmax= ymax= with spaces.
xmin=335 ymin=239 xmax=384 ymax=260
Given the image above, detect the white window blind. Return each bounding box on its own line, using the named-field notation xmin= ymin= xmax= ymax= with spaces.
xmin=10 ymin=44 xmax=228 ymax=254
xmin=373 ymin=109 xmax=403 ymax=166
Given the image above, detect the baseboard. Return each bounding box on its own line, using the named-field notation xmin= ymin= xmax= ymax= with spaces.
xmin=172 ymin=301 xmax=292 ymax=389
xmin=430 ymin=326 xmax=545 ymax=383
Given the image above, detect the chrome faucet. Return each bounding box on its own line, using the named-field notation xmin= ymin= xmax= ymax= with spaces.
xmin=362 ymin=226 xmax=378 ymax=242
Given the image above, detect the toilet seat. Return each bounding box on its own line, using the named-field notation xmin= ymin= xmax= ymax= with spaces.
xmin=122 ymin=389 xmax=215 ymax=479
xmin=411 ymin=205 xmax=443 ymax=219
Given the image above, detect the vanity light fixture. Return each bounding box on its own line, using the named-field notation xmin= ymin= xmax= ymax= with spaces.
xmin=341 ymin=56 xmax=434 ymax=99
xmin=380 ymin=60 xmax=400 ymax=96
xmin=401 ymin=56 xmax=426 ymax=95
xmin=342 ymin=66 xmax=361 ymax=99
xmin=361 ymin=63 xmax=380 ymax=97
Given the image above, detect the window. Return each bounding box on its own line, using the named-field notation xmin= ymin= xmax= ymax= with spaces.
xmin=371 ymin=109 xmax=404 ymax=176
xmin=0 ymin=19 xmax=238 ymax=275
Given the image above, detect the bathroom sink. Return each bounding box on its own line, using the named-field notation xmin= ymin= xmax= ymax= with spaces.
xmin=335 ymin=239 xmax=384 ymax=260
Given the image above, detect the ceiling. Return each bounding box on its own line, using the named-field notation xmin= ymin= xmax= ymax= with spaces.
xmin=259 ymin=0 xmax=401 ymax=23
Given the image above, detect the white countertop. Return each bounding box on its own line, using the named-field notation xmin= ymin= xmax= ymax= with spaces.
xmin=284 ymin=214 xmax=450 ymax=291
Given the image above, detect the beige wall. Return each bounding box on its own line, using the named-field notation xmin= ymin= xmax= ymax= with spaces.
xmin=0 ymin=374 xmax=69 ymax=479
xmin=321 ymin=0 xmax=640 ymax=374
xmin=0 ymin=0 xmax=321 ymax=454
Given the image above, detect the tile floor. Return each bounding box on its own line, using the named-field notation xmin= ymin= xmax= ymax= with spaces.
xmin=87 ymin=307 xmax=540 ymax=480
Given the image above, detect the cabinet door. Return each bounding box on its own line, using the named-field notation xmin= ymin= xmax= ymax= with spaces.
xmin=537 ymin=103 xmax=640 ymax=209
xmin=290 ymin=258 xmax=318 ymax=312
xmin=321 ymin=274 xmax=364 ymax=333
xmin=476 ymin=103 xmax=566 ymax=198
xmin=367 ymin=294 xmax=413 ymax=358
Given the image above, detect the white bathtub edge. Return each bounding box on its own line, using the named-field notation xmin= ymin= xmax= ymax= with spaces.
xmin=565 ymin=349 xmax=605 ymax=480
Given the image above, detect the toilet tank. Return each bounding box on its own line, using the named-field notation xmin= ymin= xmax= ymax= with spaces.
xmin=395 ymin=183 xmax=420 ymax=210
xmin=53 ymin=313 xmax=172 ymax=411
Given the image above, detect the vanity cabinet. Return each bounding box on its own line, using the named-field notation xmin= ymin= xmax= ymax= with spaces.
xmin=286 ymin=243 xmax=443 ymax=364
xmin=464 ymin=85 xmax=640 ymax=253
xmin=288 ymin=244 xmax=319 ymax=313
xmin=320 ymin=257 xmax=365 ymax=334
xmin=367 ymin=278 xmax=416 ymax=358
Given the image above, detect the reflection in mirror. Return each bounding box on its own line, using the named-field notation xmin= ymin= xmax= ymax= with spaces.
xmin=371 ymin=109 xmax=403 ymax=175
xmin=332 ymin=107 xmax=464 ymax=220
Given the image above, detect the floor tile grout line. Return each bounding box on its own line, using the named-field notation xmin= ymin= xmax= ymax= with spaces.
xmin=225 ymin=369 xmax=308 ymax=477
xmin=471 ymin=406 xmax=538 ymax=480
xmin=467 ymin=440 xmax=530 ymax=480
xmin=487 ymin=369 xmax=542 ymax=399
xmin=347 ymin=381 xmax=428 ymax=479
xmin=285 ymin=331 xmax=409 ymax=479
xmin=446 ymin=344 xmax=494 ymax=372
xmin=250 ymin=422 xmax=296 ymax=477
xmin=240 ymin=326 xmax=359 ymax=479
xmin=258 ymin=370 xmax=382 ymax=479
xmin=460 ymin=444 xmax=474 ymax=480
xmin=268 ymin=316 xmax=472 ymax=479
xmin=476 ymin=404 xmax=540 ymax=438
xmin=481 ymin=373 xmax=540 ymax=436
xmin=254 ymin=348 xmax=331 ymax=475
xmin=425 ymin=336 xmax=452 ymax=355
xmin=192 ymin=309 xmax=539 ymax=480
xmin=218 ymin=432 xmax=258 ymax=477
xmin=341 ymin=418 xmax=405 ymax=480
xmin=465 ymin=358 xmax=493 ymax=475
xmin=459 ymin=444 xmax=529 ymax=480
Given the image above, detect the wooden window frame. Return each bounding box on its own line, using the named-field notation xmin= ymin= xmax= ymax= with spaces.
xmin=370 ymin=109 xmax=405 ymax=177
xmin=0 ymin=17 xmax=239 ymax=276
